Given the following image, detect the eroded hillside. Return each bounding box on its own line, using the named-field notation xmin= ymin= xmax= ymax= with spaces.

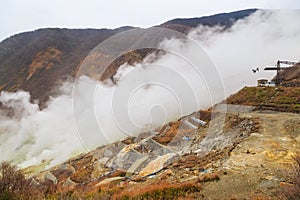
xmin=21 ymin=104 xmax=299 ymax=199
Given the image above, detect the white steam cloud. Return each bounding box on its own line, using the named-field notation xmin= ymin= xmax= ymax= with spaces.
xmin=190 ymin=10 xmax=300 ymax=94
xmin=0 ymin=10 xmax=299 ymax=169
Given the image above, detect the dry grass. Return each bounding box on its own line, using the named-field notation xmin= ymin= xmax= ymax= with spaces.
xmin=70 ymin=165 xmax=92 ymax=183
xmin=112 ymin=180 xmax=201 ymax=200
xmin=152 ymin=122 xmax=180 ymax=145
xmin=226 ymin=86 xmax=300 ymax=113
xmin=198 ymin=173 xmax=220 ymax=183
xmin=281 ymin=156 xmax=300 ymax=200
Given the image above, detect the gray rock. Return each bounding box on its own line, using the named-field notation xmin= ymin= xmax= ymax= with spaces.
xmin=45 ymin=172 xmax=57 ymax=185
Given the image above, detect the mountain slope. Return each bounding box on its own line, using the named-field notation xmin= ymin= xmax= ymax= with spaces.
xmin=160 ymin=9 xmax=257 ymax=32
xmin=0 ymin=27 xmax=134 ymax=105
xmin=0 ymin=9 xmax=257 ymax=106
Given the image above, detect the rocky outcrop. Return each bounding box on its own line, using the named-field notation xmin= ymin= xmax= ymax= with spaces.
xmin=139 ymin=153 xmax=176 ymax=177
xmin=31 ymin=107 xmax=261 ymax=193
xmin=22 ymin=100 xmax=300 ymax=200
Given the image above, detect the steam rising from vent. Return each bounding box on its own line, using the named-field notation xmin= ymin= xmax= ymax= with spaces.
xmin=0 ymin=10 xmax=299 ymax=169
xmin=189 ymin=10 xmax=300 ymax=94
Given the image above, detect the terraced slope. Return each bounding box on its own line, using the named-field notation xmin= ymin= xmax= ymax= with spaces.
xmin=226 ymin=86 xmax=300 ymax=113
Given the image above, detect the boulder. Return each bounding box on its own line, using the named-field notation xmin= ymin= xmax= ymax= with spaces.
xmin=45 ymin=172 xmax=58 ymax=185
xmin=139 ymin=153 xmax=176 ymax=177
xmin=95 ymin=177 xmax=125 ymax=187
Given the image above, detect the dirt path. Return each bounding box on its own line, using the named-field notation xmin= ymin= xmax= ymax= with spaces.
xmin=200 ymin=111 xmax=300 ymax=200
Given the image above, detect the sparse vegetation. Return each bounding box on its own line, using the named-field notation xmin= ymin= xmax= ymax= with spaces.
xmin=0 ymin=161 xmax=36 ymax=200
xmin=198 ymin=173 xmax=220 ymax=183
xmin=281 ymin=156 xmax=300 ymax=200
xmin=226 ymin=86 xmax=300 ymax=113
xmin=112 ymin=181 xmax=201 ymax=200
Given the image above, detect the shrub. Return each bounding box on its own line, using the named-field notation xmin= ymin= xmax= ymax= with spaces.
xmin=0 ymin=161 xmax=34 ymax=200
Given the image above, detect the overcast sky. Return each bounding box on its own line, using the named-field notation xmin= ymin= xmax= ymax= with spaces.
xmin=1 ymin=0 xmax=299 ymax=41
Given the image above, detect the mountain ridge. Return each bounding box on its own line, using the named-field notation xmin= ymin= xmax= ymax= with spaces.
xmin=0 ymin=9 xmax=258 ymax=107
xmin=161 ymin=8 xmax=257 ymax=28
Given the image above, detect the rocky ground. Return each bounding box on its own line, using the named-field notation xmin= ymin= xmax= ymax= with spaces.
xmin=200 ymin=111 xmax=300 ymax=199
xmin=24 ymin=104 xmax=300 ymax=199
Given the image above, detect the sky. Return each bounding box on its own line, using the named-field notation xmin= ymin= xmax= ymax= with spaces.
xmin=1 ymin=0 xmax=300 ymax=41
